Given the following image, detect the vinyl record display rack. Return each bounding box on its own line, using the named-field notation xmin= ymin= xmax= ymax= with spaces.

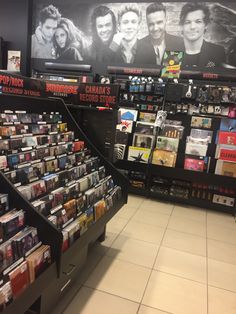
xmin=0 ymin=93 xmax=128 ymax=314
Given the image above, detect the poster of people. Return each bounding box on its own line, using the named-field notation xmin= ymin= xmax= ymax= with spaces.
xmin=31 ymin=1 xmax=236 ymax=69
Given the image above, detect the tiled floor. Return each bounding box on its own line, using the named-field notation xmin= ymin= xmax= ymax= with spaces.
xmin=53 ymin=195 xmax=236 ymax=314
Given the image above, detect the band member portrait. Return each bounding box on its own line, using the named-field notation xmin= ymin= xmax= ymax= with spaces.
xmin=180 ymin=3 xmax=226 ymax=68
xmin=32 ymin=4 xmax=61 ymax=59
xmin=88 ymin=5 xmax=117 ymax=62
xmin=54 ymin=18 xmax=90 ymax=61
xmin=135 ymin=3 xmax=183 ymax=65
xmin=110 ymin=5 xmax=142 ymax=64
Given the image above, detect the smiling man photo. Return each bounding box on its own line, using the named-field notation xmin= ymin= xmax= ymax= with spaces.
xmin=180 ymin=2 xmax=226 ymax=68
xmin=135 ymin=2 xmax=183 ymax=65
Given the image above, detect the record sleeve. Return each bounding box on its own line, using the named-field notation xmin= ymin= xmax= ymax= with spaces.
xmin=184 ymin=156 xmax=209 ymax=172
xmin=119 ymin=108 xmax=138 ymax=121
xmin=190 ymin=129 xmax=213 ymax=142
xmin=8 ymin=261 xmax=29 ymax=298
xmin=152 ymin=149 xmax=177 ymax=167
xmin=215 ymin=160 xmax=236 ymax=177
xmin=185 ymin=143 xmax=208 ymax=156
xmin=218 ymin=131 xmax=236 ymax=145
xmin=191 ymin=116 xmax=212 ymax=129
xmin=135 ymin=122 xmax=156 ymax=135
xmin=132 ymin=134 xmax=155 ymax=149
xmin=156 ymin=136 xmax=179 ymax=152
xmin=127 ymin=146 xmax=151 ymax=163
xmin=138 ymin=112 xmax=156 ymax=123
xmin=115 ymin=130 xmax=129 ymax=145
xmin=160 ymin=125 xmax=184 ymax=139
xmin=219 ymin=118 xmax=236 ymax=132
xmin=116 ymin=120 xmax=133 ymax=133
xmin=113 ymin=144 xmax=126 ymax=161
xmin=161 ymin=51 xmax=184 ymax=79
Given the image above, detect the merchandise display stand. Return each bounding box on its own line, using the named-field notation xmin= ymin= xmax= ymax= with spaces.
xmin=110 ymin=71 xmax=236 ymax=216
xmin=0 ymin=93 xmax=128 ymax=314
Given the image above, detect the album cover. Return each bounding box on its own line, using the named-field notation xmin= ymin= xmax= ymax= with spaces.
xmin=219 ymin=118 xmax=236 ymax=133
xmin=135 ymin=122 xmax=156 ymax=135
xmin=26 ymin=245 xmax=51 ymax=283
xmin=94 ymin=200 xmax=106 ymax=221
xmin=215 ymin=144 xmax=236 ymax=159
xmin=190 ymin=129 xmax=213 ymax=142
xmin=113 ymin=144 xmax=126 ymax=161
xmin=77 ymin=213 xmax=87 ymax=235
xmin=139 ymin=112 xmax=156 ymax=123
xmin=160 ymin=125 xmax=184 ymax=139
xmin=116 ymin=120 xmax=133 ymax=133
xmin=7 ymin=50 xmax=21 ymax=72
xmin=191 ymin=116 xmax=212 ymax=129
xmin=161 ymin=51 xmax=184 ymax=79
xmin=217 ymin=148 xmax=236 ymax=162
xmin=218 ymin=131 xmax=236 ymax=145
xmin=8 ymin=261 xmax=29 ymax=298
xmin=0 ymin=156 xmax=7 ymax=170
xmin=0 ymin=241 xmax=14 ymax=272
xmin=156 ymin=136 xmax=179 ymax=152
xmin=119 ymin=108 xmax=138 ymax=121
xmin=115 ymin=130 xmax=129 ymax=145
xmin=215 ymin=160 xmax=236 ymax=177
xmin=184 ymin=156 xmax=209 ymax=172
xmin=152 ymin=149 xmax=177 ymax=167
xmin=127 ymin=146 xmax=151 ymax=163
xmin=165 ymin=119 xmax=182 ymax=126
xmin=132 ymin=134 xmax=155 ymax=149
xmin=73 ymin=141 xmax=85 ymax=153
xmin=185 ymin=143 xmax=208 ymax=156
xmin=186 ymin=136 xmax=211 ymax=146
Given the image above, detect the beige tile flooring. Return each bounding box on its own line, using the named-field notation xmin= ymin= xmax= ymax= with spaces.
xmin=55 ymin=195 xmax=236 ymax=314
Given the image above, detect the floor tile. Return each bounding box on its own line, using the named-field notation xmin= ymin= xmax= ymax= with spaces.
xmin=207 ymin=211 xmax=236 ymax=230
xmin=154 ymin=247 xmax=207 ymax=283
xmin=139 ymin=199 xmax=173 ymax=215
xmin=121 ymin=220 xmax=165 ymax=244
xmin=116 ymin=205 xmax=138 ymax=220
xmin=168 ymin=215 xmax=206 ymax=237
xmin=163 ymin=229 xmax=206 ymax=257
xmin=138 ymin=305 xmax=170 ymax=314
xmin=208 ymin=286 xmax=236 ymax=314
xmin=127 ymin=195 xmax=145 ymax=208
xmin=142 ymin=271 xmax=207 ymax=314
xmin=107 ymin=235 xmax=159 ymax=268
xmin=106 ymin=216 xmax=128 ymax=234
xmin=208 ymin=259 xmax=236 ymax=292
xmin=207 ymin=224 xmax=236 ymax=245
xmin=208 ymin=239 xmax=236 ymax=265
xmin=132 ymin=210 xmax=170 ymax=228
xmin=85 ymin=256 xmax=151 ymax=302
xmin=63 ymin=286 xmax=139 ymax=314
xmin=93 ymin=231 xmax=118 ymax=255
xmin=172 ymin=205 xmax=206 ymax=222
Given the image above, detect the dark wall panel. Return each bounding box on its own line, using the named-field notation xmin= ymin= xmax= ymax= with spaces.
xmin=0 ymin=0 xmax=31 ymax=75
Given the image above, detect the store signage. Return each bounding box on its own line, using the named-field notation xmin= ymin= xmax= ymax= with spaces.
xmin=78 ymin=83 xmax=120 ymax=107
xmin=107 ymin=66 xmax=160 ymax=77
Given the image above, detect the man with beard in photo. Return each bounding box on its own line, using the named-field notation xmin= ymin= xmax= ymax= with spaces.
xmin=110 ymin=4 xmax=142 ymax=64
xmin=180 ymin=3 xmax=226 ymax=68
xmin=135 ymin=2 xmax=183 ymax=65
xmin=88 ymin=5 xmax=117 ymax=62
xmin=32 ymin=4 xmax=61 ymax=59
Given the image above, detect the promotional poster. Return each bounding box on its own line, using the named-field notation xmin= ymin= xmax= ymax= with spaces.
xmin=31 ymin=1 xmax=236 ymax=69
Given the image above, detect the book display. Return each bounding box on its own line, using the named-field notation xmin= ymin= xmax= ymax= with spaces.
xmin=0 ymin=93 xmax=128 ymax=314
xmin=111 ymin=75 xmax=236 ymax=214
